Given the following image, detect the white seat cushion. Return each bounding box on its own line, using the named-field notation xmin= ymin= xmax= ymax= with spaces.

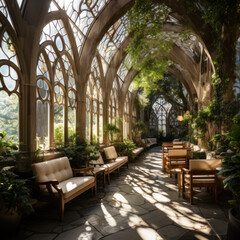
xmin=105 ymin=161 xmax=119 ymax=171
xmin=43 ymin=176 xmax=95 ymax=199
xmin=133 ymin=147 xmax=144 ymax=155
xmin=115 ymin=156 xmax=128 ymax=165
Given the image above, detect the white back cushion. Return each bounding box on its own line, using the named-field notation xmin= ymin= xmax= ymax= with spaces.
xmin=32 ymin=157 xmax=73 ymax=183
xmin=104 ymin=146 xmax=118 ymax=159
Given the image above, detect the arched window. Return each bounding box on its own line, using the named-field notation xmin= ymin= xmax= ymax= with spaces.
xmin=49 ymin=0 xmax=109 ymax=55
xmin=0 ymin=16 xmax=21 ymax=143
xmin=152 ymin=98 xmax=171 ymax=136
xmin=36 ymin=19 xmax=77 ymax=149
xmin=109 ymin=78 xmax=119 ymax=125
xmin=167 ymin=107 xmax=180 ymax=137
xmin=86 ymin=57 xmax=103 ymax=143
xmin=123 ymin=93 xmax=130 ymax=138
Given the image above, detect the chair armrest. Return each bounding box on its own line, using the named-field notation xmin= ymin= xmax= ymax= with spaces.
xmin=36 ymin=179 xmax=62 ymax=196
xmin=105 ymin=158 xmax=116 ymax=162
xmin=89 ymin=163 xmax=104 ymax=167
xmin=182 ymin=168 xmax=190 ymax=173
xmin=72 ymin=167 xmax=94 ymax=176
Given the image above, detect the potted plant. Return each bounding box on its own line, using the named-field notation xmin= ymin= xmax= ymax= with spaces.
xmin=218 ymin=114 xmax=240 ymax=239
xmin=0 ymin=161 xmax=33 ymax=234
xmin=104 ymin=123 xmax=120 ymax=143
xmin=114 ymin=138 xmax=136 ymax=161
xmin=133 ymin=121 xmax=147 ymax=139
xmin=0 ymin=132 xmax=18 ymax=156
xmin=60 ymin=141 xmax=99 ymax=168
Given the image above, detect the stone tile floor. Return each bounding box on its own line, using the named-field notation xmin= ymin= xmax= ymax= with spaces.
xmin=14 ymin=147 xmax=228 ymax=240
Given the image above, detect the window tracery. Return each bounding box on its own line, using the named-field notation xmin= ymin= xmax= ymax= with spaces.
xmin=117 ymin=54 xmax=131 ymax=87
xmin=123 ymin=92 xmax=130 ymax=138
xmin=49 ymin=0 xmax=109 ymax=54
xmin=36 ymin=19 xmax=77 ymax=149
xmin=152 ymin=98 xmax=171 ymax=136
xmin=98 ymin=15 xmax=128 ymax=64
xmin=0 ymin=1 xmax=13 ymax=28
xmin=0 ymin=15 xmax=20 ymax=142
xmin=86 ymin=56 xmax=103 ymax=143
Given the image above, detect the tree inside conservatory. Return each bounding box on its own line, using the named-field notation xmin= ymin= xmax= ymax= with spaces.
xmin=127 ymin=0 xmax=240 ymax=148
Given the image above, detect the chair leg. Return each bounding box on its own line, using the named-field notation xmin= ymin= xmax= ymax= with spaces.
xmin=91 ymin=186 xmax=94 ymax=196
xmin=104 ymin=173 xmax=106 ymax=185
xmin=59 ymin=197 xmax=64 ymax=221
xmin=107 ymin=173 xmax=110 ymax=185
xmin=214 ymin=186 xmax=218 ymax=203
xmin=190 ymin=187 xmax=193 ymax=204
xmin=190 ymin=179 xmax=193 ymax=204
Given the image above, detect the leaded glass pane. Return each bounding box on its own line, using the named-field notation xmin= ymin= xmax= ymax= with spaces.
xmin=54 ymin=85 xmax=65 ymax=105
xmin=0 ymin=65 xmax=18 ymax=92
xmin=0 ymin=91 xmax=18 ymax=142
xmin=68 ymin=107 xmax=76 ymax=144
xmin=36 ymin=100 xmax=49 ymax=150
xmin=0 ymin=32 xmax=19 ymax=66
xmin=54 ymin=104 xmax=64 ymax=147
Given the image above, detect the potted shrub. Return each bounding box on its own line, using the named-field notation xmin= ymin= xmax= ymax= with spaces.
xmin=104 ymin=123 xmax=120 ymax=143
xmin=133 ymin=121 xmax=147 ymax=139
xmin=114 ymin=138 xmax=136 ymax=161
xmin=60 ymin=141 xmax=99 ymax=168
xmin=0 ymin=132 xmax=18 ymax=156
xmin=0 ymin=163 xmax=33 ymax=233
xmin=218 ymin=114 xmax=240 ymax=239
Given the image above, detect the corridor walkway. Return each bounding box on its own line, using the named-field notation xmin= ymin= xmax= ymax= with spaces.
xmin=16 ymin=147 xmax=228 ymax=240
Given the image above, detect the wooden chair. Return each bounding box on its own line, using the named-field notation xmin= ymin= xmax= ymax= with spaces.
xmin=173 ymin=145 xmax=184 ymax=149
xmin=166 ymin=149 xmax=188 ymax=175
xmin=173 ymin=141 xmax=184 ymax=145
xmin=162 ymin=142 xmax=173 ymax=171
xmin=182 ymin=159 xmax=222 ymax=204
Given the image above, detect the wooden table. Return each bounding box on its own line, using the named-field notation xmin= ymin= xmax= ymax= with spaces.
xmin=88 ymin=167 xmax=105 ymax=194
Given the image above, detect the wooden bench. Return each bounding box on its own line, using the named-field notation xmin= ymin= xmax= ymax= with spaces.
xmin=133 ymin=147 xmax=144 ymax=156
xmin=89 ymin=146 xmax=128 ymax=184
xmin=141 ymin=138 xmax=157 ymax=148
xmin=132 ymin=147 xmax=144 ymax=161
xmin=32 ymin=157 xmax=96 ymax=220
